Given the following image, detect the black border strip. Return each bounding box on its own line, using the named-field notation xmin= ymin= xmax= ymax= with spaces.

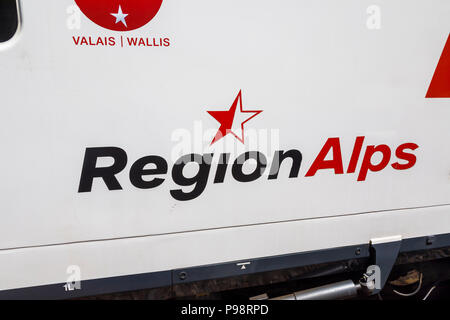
xmin=0 ymin=233 xmax=449 ymax=299
xmin=0 ymin=271 xmax=171 ymax=300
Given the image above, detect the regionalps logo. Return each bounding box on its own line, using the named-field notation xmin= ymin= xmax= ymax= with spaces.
xmin=78 ymin=91 xmax=420 ymax=201
xmin=426 ymin=33 xmax=450 ymax=98
xmin=70 ymin=0 xmax=170 ymax=48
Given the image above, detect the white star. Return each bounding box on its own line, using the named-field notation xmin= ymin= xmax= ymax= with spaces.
xmin=230 ymin=94 xmax=260 ymax=143
xmin=110 ymin=5 xmax=128 ymax=27
xmin=208 ymin=91 xmax=262 ymax=145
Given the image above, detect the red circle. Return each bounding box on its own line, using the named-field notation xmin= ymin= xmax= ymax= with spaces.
xmin=75 ymin=0 xmax=163 ymax=31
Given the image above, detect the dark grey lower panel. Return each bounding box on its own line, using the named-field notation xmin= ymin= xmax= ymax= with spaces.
xmin=0 ymin=233 xmax=449 ymax=299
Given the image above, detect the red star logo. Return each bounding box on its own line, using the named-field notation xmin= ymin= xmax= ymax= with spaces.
xmin=207 ymin=91 xmax=262 ymax=145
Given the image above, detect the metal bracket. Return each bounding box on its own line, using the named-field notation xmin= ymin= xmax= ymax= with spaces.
xmin=364 ymin=235 xmax=402 ymax=294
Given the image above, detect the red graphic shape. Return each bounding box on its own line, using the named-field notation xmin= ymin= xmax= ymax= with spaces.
xmin=426 ymin=34 xmax=450 ymax=98
xmin=75 ymin=0 xmax=163 ymax=31
xmin=207 ymin=91 xmax=262 ymax=145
